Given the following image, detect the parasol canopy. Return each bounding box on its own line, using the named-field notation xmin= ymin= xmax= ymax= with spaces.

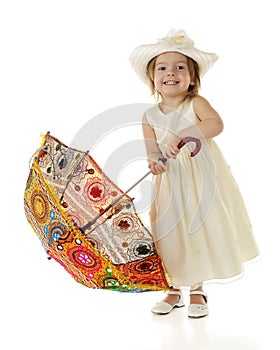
xmin=24 ymin=133 xmax=170 ymax=292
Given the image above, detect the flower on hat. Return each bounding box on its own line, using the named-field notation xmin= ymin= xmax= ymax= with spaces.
xmin=158 ymin=29 xmax=194 ymax=48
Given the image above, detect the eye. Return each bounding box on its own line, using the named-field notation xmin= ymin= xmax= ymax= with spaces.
xmin=157 ymin=66 xmax=166 ymax=71
xmin=176 ymin=65 xmax=185 ymax=70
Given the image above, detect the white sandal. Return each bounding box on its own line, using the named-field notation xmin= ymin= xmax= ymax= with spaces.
xmin=188 ymin=290 xmax=209 ymax=318
xmin=151 ymin=290 xmax=185 ymax=315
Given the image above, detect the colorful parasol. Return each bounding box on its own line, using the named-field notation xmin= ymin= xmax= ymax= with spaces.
xmin=24 ymin=133 xmax=170 ymax=292
xmin=24 ymin=133 xmax=201 ymax=292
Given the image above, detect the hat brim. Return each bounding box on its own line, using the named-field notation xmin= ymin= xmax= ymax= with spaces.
xmin=130 ymin=43 xmax=218 ymax=84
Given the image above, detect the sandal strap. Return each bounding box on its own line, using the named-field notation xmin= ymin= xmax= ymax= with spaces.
xmin=167 ymin=290 xmax=182 ymax=296
xmin=190 ymin=290 xmax=208 ymax=302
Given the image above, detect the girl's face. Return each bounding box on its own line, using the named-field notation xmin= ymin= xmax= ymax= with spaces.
xmin=153 ymin=52 xmax=194 ymax=100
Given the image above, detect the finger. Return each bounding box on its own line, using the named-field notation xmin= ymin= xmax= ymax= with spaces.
xmin=155 ymin=162 xmax=164 ymax=171
xmin=164 ymin=149 xmax=177 ymax=159
xmin=170 ymin=146 xmax=180 ymax=154
xmin=158 ymin=159 xmax=167 ymax=170
xmin=149 ymin=162 xmax=159 ymax=173
xmin=163 ymin=149 xmax=171 ymax=159
xmin=153 ymin=161 xmax=166 ymax=174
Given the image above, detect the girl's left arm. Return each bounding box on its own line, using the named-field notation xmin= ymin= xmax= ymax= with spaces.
xmin=167 ymin=96 xmax=224 ymax=155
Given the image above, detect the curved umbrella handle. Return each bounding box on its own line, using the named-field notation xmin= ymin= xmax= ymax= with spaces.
xmin=158 ymin=136 xmax=201 ymax=164
xmin=178 ymin=136 xmax=201 ymax=157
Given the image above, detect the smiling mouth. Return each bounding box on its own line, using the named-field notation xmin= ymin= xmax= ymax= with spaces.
xmin=164 ymin=80 xmax=179 ymax=85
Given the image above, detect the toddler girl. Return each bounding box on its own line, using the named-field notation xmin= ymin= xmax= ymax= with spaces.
xmin=129 ymin=29 xmax=259 ymax=317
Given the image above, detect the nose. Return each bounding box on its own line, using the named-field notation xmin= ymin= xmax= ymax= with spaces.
xmin=167 ymin=70 xmax=175 ymax=76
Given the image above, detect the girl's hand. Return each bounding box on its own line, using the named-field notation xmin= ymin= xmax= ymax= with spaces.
xmin=148 ymin=159 xmax=166 ymax=175
xmin=164 ymin=135 xmax=181 ymax=159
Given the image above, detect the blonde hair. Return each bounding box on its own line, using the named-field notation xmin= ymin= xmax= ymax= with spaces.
xmin=146 ymin=54 xmax=201 ymax=102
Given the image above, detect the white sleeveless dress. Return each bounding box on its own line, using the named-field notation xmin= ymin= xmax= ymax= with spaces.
xmin=145 ymin=99 xmax=259 ymax=287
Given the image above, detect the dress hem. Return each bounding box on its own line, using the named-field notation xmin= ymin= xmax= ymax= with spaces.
xmin=168 ymin=253 xmax=260 ymax=289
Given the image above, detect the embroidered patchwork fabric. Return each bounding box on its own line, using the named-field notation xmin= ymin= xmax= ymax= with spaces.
xmin=24 ymin=133 xmax=169 ymax=292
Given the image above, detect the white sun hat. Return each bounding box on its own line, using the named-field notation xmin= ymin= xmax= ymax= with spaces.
xmin=129 ymin=29 xmax=218 ymax=84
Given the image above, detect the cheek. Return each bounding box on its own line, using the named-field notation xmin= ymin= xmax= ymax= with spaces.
xmin=153 ymin=75 xmax=162 ymax=89
xmin=180 ymin=72 xmax=192 ymax=85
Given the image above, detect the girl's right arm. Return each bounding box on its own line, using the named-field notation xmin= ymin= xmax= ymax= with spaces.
xmin=142 ymin=113 xmax=166 ymax=175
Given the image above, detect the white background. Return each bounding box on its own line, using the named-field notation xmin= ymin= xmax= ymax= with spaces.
xmin=1 ymin=0 xmax=279 ymax=349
